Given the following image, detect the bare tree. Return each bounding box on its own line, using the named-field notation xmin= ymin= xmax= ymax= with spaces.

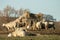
xmin=8 ymin=8 xmax=17 ymax=17
xmin=3 ymin=5 xmax=12 ymax=17
xmin=0 ymin=10 xmax=3 ymax=17
xmin=23 ymin=9 xmax=30 ymax=13
xmin=43 ymin=14 xmax=56 ymax=21
xmin=18 ymin=8 xmax=24 ymax=16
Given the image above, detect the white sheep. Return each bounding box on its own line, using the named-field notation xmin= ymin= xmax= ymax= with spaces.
xmin=36 ymin=21 xmax=42 ymax=30
xmin=2 ymin=18 xmax=21 ymax=30
xmin=8 ymin=28 xmax=26 ymax=37
xmin=2 ymin=22 xmax=16 ymax=30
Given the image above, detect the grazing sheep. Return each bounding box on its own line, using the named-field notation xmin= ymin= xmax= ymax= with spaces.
xmin=8 ymin=28 xmax=26 ymax=37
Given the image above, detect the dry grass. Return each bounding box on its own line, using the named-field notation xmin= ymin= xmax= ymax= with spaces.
xmin=0 ymin=35 xmax=60 ymax=40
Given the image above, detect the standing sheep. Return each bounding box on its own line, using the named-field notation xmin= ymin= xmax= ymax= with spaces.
xmin=2 ymin=18 xmax=21 ymax=31
xmin=48 ymin=21 xmax=55 ymax=30
xmin=36 ymin=21 xmax=42 ymax=30
xmin=2 ymin=22 xmax=17 ymax=30
xmin=42 ymin=21 xmax=48 ymax=30
xmin=41 ymin=19 xmax=55 ymax=30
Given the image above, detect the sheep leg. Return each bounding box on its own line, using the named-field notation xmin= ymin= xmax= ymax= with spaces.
xmin=53 ymin=24 xmax=55 ymax=30
xmin=7 ymin=27 xmax=9 ymax=31
xmin=45 ymin=25 xmax=48 ymax=30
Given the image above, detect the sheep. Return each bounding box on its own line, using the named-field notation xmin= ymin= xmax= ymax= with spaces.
xmin=2 ymin=18 xmax=21 ymax=31
xmin=42 ymin=21 xmax=48 ymax=30
xmin=26 ymin=20 xmax=36 ymax=31
xmin=36 ymin=21 xmax=42 ymax=30
xmin=48 ymin=21 xmax=55 ymax=30
xmin=8 ymin=28 xmax=26 ymax=37
xmin=41 ymin=21 xmax=55 ymax=30
xmin=2 ymin=22 xmax=17 ymax=30
xmin=26 ymin=22 xmax=38 ymax=31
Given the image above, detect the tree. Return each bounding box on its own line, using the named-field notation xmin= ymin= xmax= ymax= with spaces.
xmin=8 ymin=8 xmax=17 ymax=17
xmin=0 ymin=10 xmax=3 ymax=17
xmin=43 ymin=14 xmax=56 ymax=21
xmin=18 ymin=8 xmax=23 ymax=16
xmin=3 ymin=5 xmax=11 ymax=17
xmin=23 ymin=9 xmax=30 ymax=13
xmin=3 ymin=5 xmax=18 ymax=18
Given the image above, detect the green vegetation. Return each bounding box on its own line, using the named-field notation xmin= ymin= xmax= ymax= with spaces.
xmin=0 ymin=35 xmax=60 ymax=40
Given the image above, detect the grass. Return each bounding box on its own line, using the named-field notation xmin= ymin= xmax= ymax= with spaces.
xmin=0 ymin=35 xmax=60 ymax=40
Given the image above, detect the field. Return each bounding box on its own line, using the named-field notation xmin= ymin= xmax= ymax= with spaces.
xmin=0 ymin=34 xmax=60 ymax=40
xmin=0 ymin=17 xmax=60 ymax=40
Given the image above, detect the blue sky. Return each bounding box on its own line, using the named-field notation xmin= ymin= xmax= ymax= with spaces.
xmin=0 ymin=0 xmax=60 ymax=21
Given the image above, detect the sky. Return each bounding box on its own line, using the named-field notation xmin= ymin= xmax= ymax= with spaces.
xmin=0 ymin=0 xmax=60 ymax=21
